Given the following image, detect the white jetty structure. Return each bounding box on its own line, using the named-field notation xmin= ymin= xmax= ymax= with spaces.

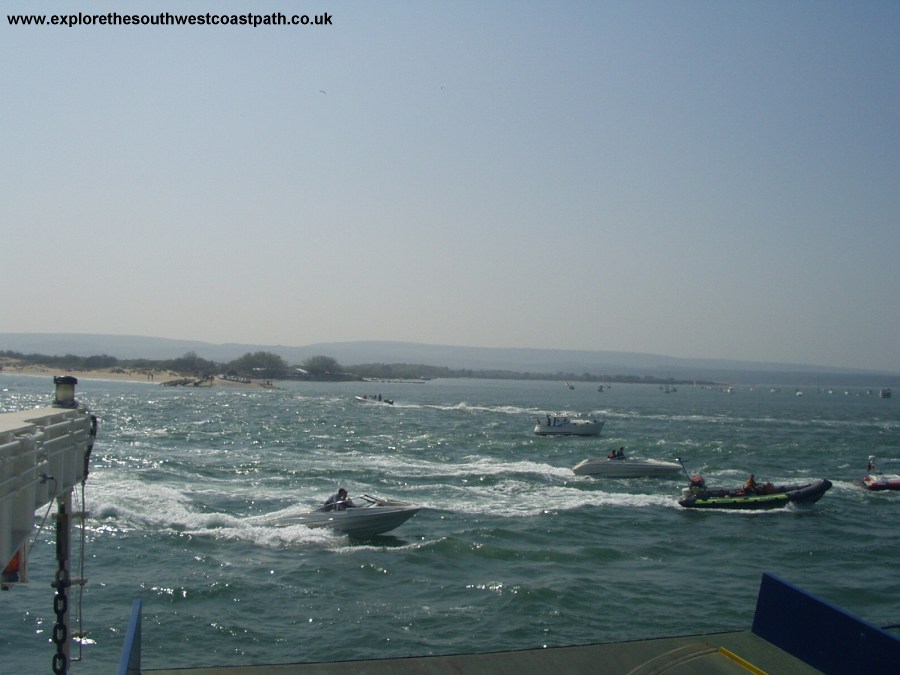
xmin=1 ymin=376 xmax=97 ymax=674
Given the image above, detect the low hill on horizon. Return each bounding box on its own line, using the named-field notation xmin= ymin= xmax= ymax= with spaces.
xmin=1 ymin=332 xmax=898 ymax=387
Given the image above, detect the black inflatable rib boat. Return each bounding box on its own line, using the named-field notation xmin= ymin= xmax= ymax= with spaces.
xmin=679 ymin=478 xmax=832 ymax=510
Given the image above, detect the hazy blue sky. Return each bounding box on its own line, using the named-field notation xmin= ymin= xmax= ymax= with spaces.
xmin=4 ymin=1 xmax=899 ymax=372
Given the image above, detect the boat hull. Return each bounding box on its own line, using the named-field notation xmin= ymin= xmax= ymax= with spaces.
xmin=535 ymin=419 xmax=604 ymax=436
xmin=573 ymin=457 xmax=682 ymax=478
xmin=862 ymin=474 xmax=900 ymax=491
xmin=679 ymin=479 xmax=832 ymax=510
xmin=276 ymin=501 xmax=420 ymax=537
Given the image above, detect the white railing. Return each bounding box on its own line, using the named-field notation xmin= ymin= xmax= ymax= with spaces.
xmin=0 ymin=405 xmax=95 ymax=571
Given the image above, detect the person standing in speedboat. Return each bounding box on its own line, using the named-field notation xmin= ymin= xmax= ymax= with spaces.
xmin=323 ymin=487 xmax=355 ymax=511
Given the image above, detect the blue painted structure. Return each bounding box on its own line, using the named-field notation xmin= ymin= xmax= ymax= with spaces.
xmin=752 ymin=572 xmax=900 ymax=674
xmin=117 ymin=599 xmax=142 ymax=675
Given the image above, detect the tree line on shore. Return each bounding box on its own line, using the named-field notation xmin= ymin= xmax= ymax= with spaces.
xmin=0 ymin=349 xmax=712 ymax=385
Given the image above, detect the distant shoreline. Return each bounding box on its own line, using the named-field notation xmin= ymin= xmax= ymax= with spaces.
xmin=4 ymin=366 xmax=897 ymax=392
xmin=1 ymin=363 xmax=710 ymax=388
xmin=0 ymin=365 xmax=262 ymax=387
xmin=4 ymin=335 xmax=898 ymax=387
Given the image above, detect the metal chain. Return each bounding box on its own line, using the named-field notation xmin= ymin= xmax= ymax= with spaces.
xmin=52 ymin=567 xmax=70 ymax=674
xmin=52 ymin=498 xmax=70 ymax=675
xmin=48 ymin=412 xmax=97 ymax=674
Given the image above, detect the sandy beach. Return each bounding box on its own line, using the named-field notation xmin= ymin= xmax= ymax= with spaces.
xmin=0 ymin=363 xmax=263 ymax=387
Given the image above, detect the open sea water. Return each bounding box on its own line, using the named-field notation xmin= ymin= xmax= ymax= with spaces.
xmin=2 ymin=374 xmax=899 ymax=673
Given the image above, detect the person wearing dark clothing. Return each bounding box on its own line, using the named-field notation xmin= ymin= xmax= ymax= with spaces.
xmin=323 ymin=487 xmax=355 ymax=511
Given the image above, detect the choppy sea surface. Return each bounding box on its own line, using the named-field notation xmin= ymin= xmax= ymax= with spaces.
xmin=2 ymin=374 xmax=899 ymax=673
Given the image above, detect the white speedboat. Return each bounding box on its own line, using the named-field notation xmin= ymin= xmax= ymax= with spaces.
xmin=355 ymin=395 xmax=394 ymax=405
xmin=573 ymin=456 xmax=683 ymax=478
xmin=535 ymin=414 xmax=604 ymax=436
xmin=275 ymin=495 xmax=420 ymax=537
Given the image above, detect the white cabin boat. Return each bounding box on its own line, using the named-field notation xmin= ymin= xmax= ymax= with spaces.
xmin=534 ymin=414 xmax=604 ymax=436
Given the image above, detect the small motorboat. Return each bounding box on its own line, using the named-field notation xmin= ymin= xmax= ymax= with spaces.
xmin=573 ymin=455 xmax=682 ymax=478
xmin=678 ymin=476 xmax=832 ymax=510
xmin=862 ymin=456 xmax=900 ymax=491
xmin=355 ymin=395 xmax=394 ymax=405
xmin=535 ymin=414 xmax=604 ymax=436
xmin=274 ymin=494 xmax=420 ymax=537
